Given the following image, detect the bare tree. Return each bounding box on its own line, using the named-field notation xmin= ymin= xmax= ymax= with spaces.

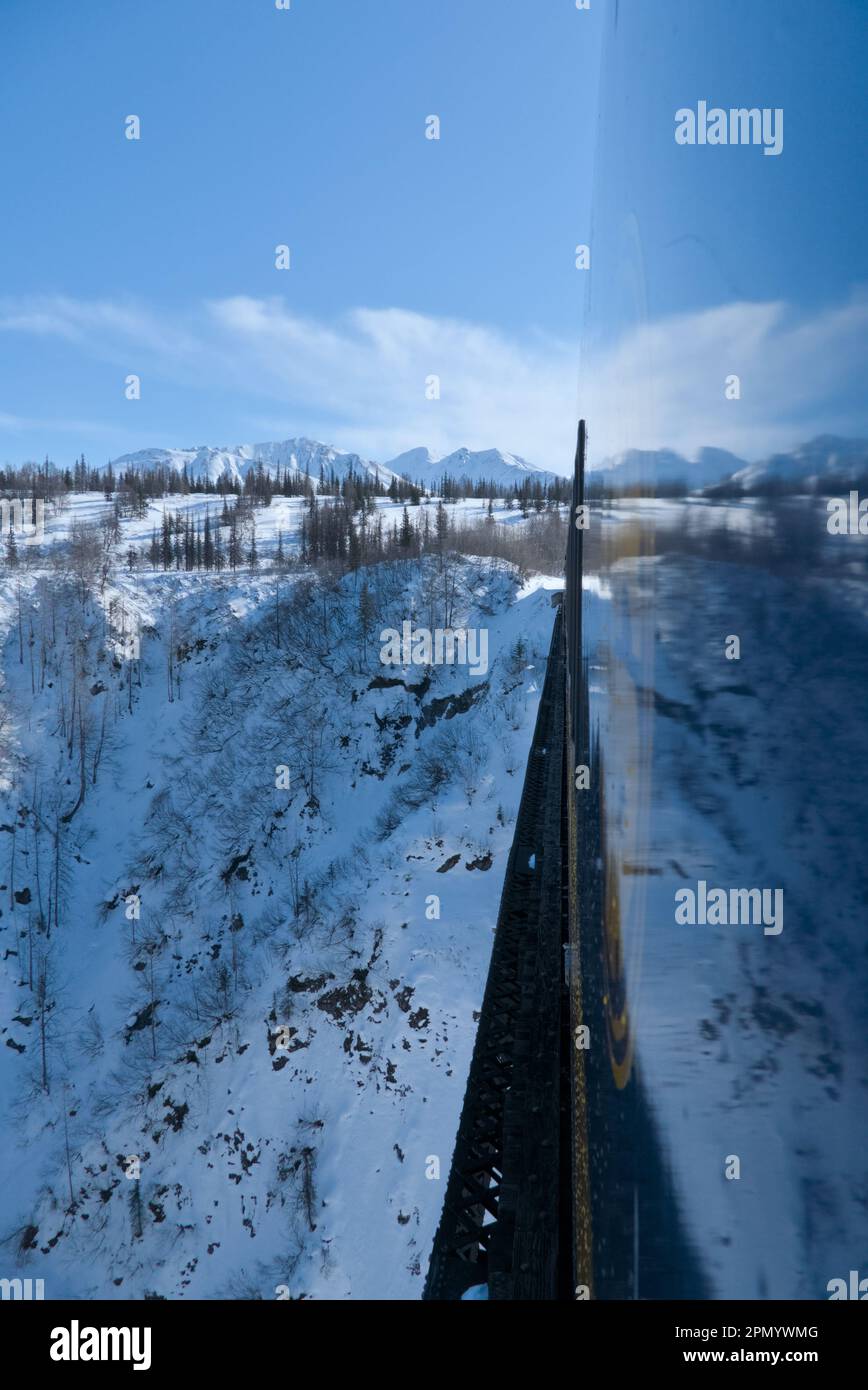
xmin=67 ymin=521 xmax=103 ymax=603
xmin=33 ymin=948 xmax=58 ymax=1093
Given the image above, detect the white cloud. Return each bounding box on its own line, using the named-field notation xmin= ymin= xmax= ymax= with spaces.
xmin=1 ymin=290 xmax=866 ymax=471
xmin=0 ymin=295 xmax=204 ymax=358
xmin=582 ymin=291 xmax=868 ymax=464
xmin=0 ymin=409 xmax=116 ymax=439
xmin=204 ymin=297 xmax=580 ymax=468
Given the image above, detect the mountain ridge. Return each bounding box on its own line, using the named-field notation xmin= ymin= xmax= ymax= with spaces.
xmin=101 ymin=432 xmax=868 ymax=495
xmin=109 ymin=438 xmax=562 ymax=492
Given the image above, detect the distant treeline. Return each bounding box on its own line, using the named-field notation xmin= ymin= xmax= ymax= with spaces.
xmin=0 ymin=455 xmax=572 ymax=509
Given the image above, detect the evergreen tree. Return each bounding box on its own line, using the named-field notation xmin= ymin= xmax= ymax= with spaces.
xmin=227 ymin=519 xmax=242 ymax=571
xmin=160 ymin=514 xmax=173 ymax=570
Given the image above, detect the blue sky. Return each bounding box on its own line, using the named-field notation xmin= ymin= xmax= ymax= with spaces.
xmin=580 ymin=0 xmax=868 ymax=464
xmin=1 ymin=0 xmax=866 ymax=473
xmin=0 ymin=0 xmax=602 ymax=471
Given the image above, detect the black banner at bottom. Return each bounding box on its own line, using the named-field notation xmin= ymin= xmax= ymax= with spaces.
xmin=2 ymin=1297 xmax=862 ymax=1374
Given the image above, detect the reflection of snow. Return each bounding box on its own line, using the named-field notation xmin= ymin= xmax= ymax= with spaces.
xmin=515 ymin=573 xmax=564 ymax=601
xmin=586 ymin=519 xmax=868 ymax=1299
xmin=582 ymin=573 xmax=612 ymax=599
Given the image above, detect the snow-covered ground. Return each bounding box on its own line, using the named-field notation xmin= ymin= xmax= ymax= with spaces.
xmin=29 ymin=491 xmax=554 ymax=561
xmin=0 ymin=492 xmax=559 ymax=1298
xmin=2 ymin=484 xmax=861 ymax=1302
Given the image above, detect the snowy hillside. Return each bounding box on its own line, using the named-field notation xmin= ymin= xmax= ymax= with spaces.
xmin=0 ymin=495 xmax=560 ymax=1299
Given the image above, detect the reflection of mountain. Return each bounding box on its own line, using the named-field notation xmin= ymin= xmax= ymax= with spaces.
xmin=725 ymin=435 xmax=868 ymax=494
xmin=589 ymin=436 xmax=868 ymax=495
xmin=589 ymin=447 xmax=746 ymax=492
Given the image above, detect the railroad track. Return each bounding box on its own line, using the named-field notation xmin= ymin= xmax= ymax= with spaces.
xmin=423 ymin=605 xmax=569 ymax=1301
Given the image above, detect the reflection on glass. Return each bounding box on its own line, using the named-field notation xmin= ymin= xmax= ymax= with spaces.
xmin=574 ymin=0 xmax=868 ymax=1299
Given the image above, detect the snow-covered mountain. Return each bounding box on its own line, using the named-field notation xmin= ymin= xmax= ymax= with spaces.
xmin=110 ymin=439 xmax=403 ymax=491
xmin=384 ymin=447 xmax=442 ymax=479
xmin=110 ymin=439 xmax=562 ymax=494
xmin=385 ymin=446 xmax=560 ymax=490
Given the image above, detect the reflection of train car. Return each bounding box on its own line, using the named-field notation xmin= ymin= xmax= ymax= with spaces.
xmin=567 ymin=0 xmax=868 ymax=1300
xmin=565 ymin=422 xmax=693 ymax=1299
